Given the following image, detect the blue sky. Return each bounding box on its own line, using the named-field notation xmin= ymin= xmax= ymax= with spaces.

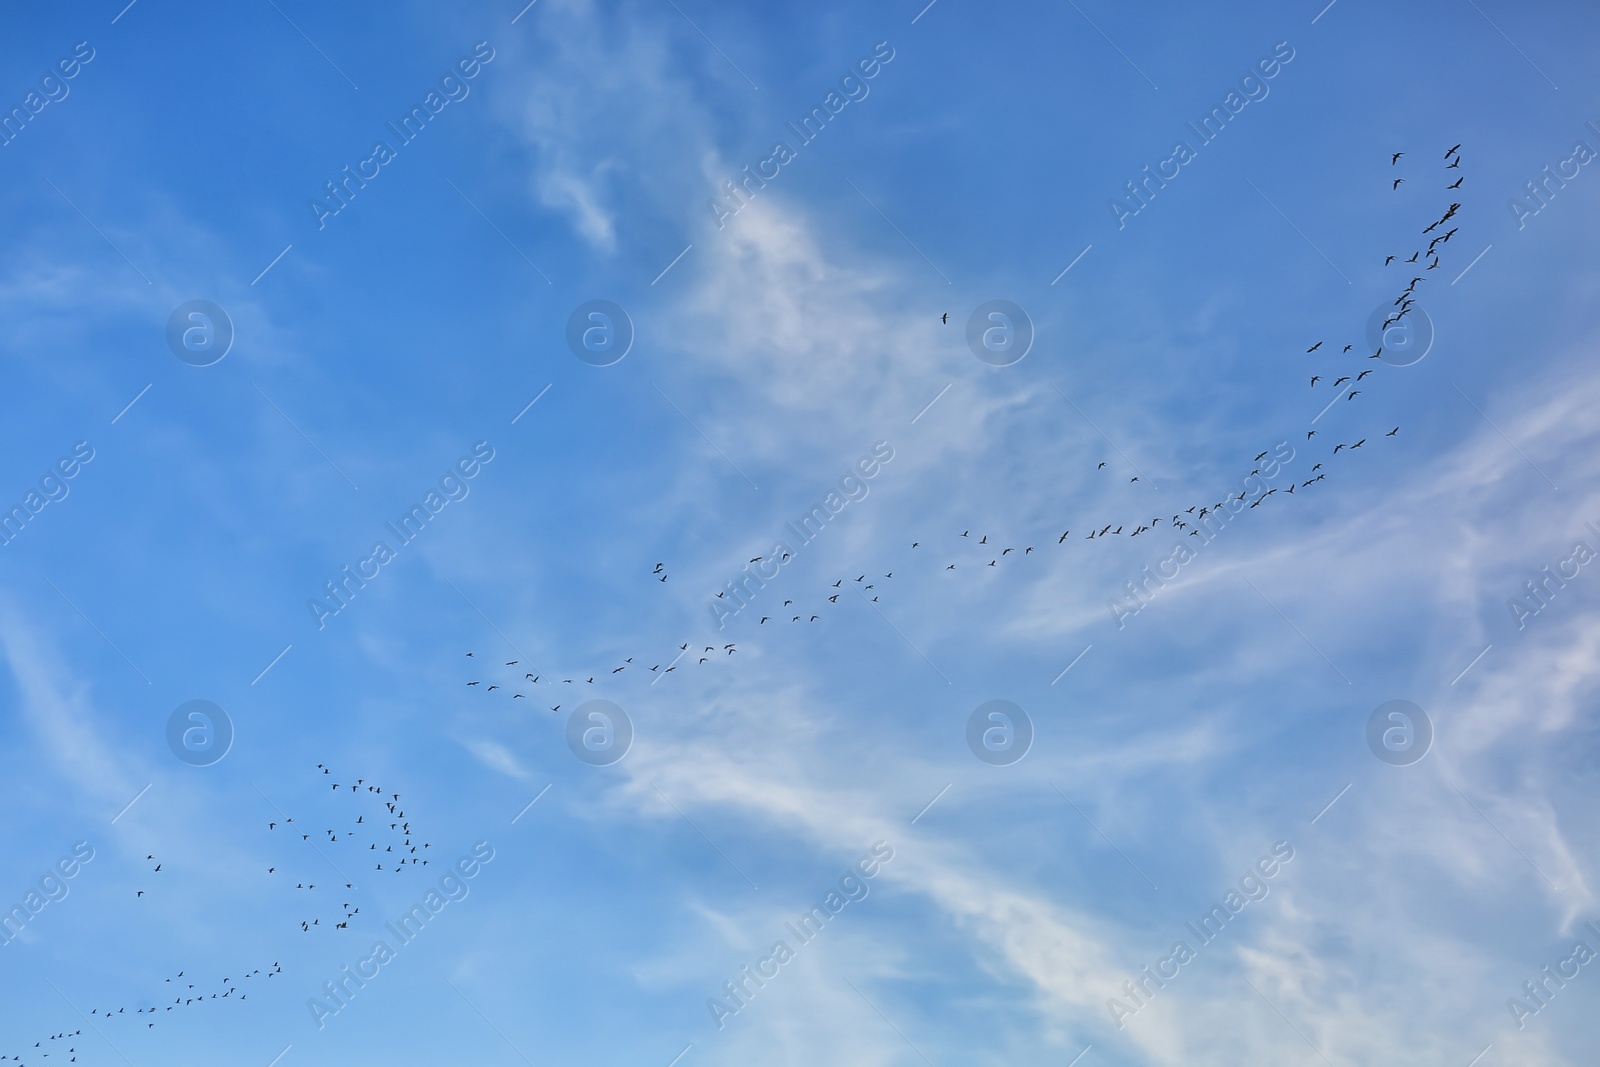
xmin=2 ymin=0 xmax=1599 ymax=1063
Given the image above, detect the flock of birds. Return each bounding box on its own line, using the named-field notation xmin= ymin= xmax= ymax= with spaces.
xmin=456 ymin=150 xmax=1466 ymax=695
xmin=267 ymin=766 xmax=434 ymax=933
xmin=5 ymin=767 xmax=433 ymax=1065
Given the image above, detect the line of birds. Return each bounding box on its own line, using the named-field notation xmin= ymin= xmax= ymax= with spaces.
xmin=453 ymin=149 xmax=1459 ymax=694
xmin=2 ymin=964 xmax=280 ymax=1063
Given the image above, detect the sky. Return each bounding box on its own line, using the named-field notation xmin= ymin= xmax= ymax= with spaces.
xmin=1 ymin=0 xmax=1599 ymax=1064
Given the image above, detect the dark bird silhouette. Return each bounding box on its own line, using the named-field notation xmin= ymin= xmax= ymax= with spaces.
xmin=1393 ymin=178 xmax=1404 ymax=189
xmin=1385 ymin=255 xmax=1395 ymax=265
xmin=1445 ymin=144 xmax=1461 ymax=158
xmin=940 ymin=312 xmax=948 ymax=324
xmin=1446 ymin=158 xmax=1460 ymax=169
xmin=1255 ymin=451 xmax=1269 ymax=461
xmin=1097 ymin=462 xmax=1106 ymax=469
xmin=1310 ymin=376 xmax=1321 ymax=386
xmin=1386 ymin=426 xmax=1399 ymax=436
xmin=1307 ymin=341 xmax=1323 ymax=352
xmin=1407 ymin=251 xmax=1419 ymax=263
xmin=1391 ymin=152 xmax=1403 ymax=164
xmin=1357 ymin=369 xmax=1373 ymax=380
xmin=1348 ymin=390 xmax=1361 ymax=399
xmin=1448 ymin=176 xmax=1463 ymax=189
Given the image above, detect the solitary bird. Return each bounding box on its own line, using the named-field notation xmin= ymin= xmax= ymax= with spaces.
xmin=1391 ymin=152 xmax=1404 ymax=164
xmin=940 ymin=312 xmax=949 ymax=324
xmin=1386 ymin=426 xmax=1399 ymax=436
xmin=1393 ymin=178 xmax=1404 ymax=189
xmin=1307 ymin=341 xmax=1323 ymax=352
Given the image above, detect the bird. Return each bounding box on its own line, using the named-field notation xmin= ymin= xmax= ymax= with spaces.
xmin=1351 ymin=439 xmax=1366 ymax=448
xmin=1307 ymin=430 xmax=1316 ymax=439
xmin=1385 ymin=255 xmax=1395 ymax=265
xmin=1255 ymin=451 xmax=1269 ymax=461
xmin=1310 ymin=376 xmax=1321 ymax=386
xmin=1393 ymin=178 xmax=1404 ymax=189
xmin=1059 ymin=530 xmax=1070 ymax=543
xmin=1447 ymin=176 xmax=1463 ymax=189
xmin=1357 ymin=369 xmax=1373 ymax=380
xmin=1333 ymin=376 xmax=1351 ymax=387
xmin=1347 ymin=390 xmax=1361 ymax=399
xmin=1386 ymin=426 xmax=1399 ymax=436
xmin=1391 ymin=152 xmax=1403 ymax=164
xmin=940 ymin=312 xmax=949 ymax=324
xmin=1333 ymin=443 xmax=1346 ymax=453
xmin=1446 ymin=158 xmax=1460 ymax=169
xmin=1307 ymin=341 xmax=1323 ymax=352
xmin=1445 ymin=143 xmax=1461 ymax=158
xmin=1130 ymin=476 xmax=1139 ymax=483
xmin=1343 ymin=344 xmax=1353 ymax=352
xmin=1097 ymin=462 xmax=1106 ymax=469
xmin=1407 ymin=251 xmax=1419 ymax=263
